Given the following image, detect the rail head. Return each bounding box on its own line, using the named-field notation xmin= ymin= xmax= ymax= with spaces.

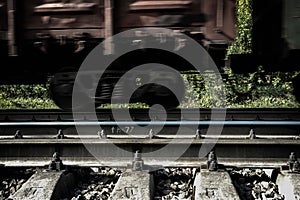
xmin=0 ymin=121 xmax=300 ymax=126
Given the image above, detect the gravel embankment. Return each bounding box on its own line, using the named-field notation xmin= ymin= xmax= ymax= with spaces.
xmin=153 ymin=168 xmax=197 ymax=200
xmin=229 ymin=168 xmax=285 ymax=200
xmin=0 ymin=168 xmax=35 ymax=199
xmin=67 ymin=167 xmax=122 ymax=200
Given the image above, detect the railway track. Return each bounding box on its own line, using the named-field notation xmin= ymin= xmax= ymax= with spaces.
xmin=1 ymin=108 xmax=300 ymax=199
xmin=1 ymin=108 xmax=300 ymax=122
xmin=0 ymin=108 xmax=299 ymax=167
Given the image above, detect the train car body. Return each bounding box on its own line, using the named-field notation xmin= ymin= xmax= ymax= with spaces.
xmin=0 ymin=0 xmax=7 ymax=56
xmin=1 ymin=0 xmax=105 ymax=82
xmin=282 ymin=0 xmax=300 ymax=69
xmin=0 ymin=0 xmax=236 ymax=77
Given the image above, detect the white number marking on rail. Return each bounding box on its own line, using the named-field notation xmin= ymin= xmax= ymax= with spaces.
xmin=123 ymin=126 xmax=135 ymax=134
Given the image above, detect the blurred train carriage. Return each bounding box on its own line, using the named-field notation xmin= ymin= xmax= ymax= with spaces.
xmin=0 ymin=0 xmax=299 ymax=109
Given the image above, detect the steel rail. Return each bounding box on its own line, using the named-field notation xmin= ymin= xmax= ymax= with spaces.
xmin=0 ymin=109 xmax=299 ymax=167
xmin=0 ymin=138 xmax=299 ymax=167
xmin=0 ymin=121 xmax=300 ymax=126
xmin=0 ymin=108 xmax=299 ymax=122
xmin=0 ymin=134 xmax=299 ymax=140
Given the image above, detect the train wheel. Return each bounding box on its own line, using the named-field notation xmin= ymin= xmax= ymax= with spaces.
xmin=49 ymin=68 xmax=77 ymax=110
xmin=145 ymin=94 xmax=180 ymax=110
xmin=49 ymin=80 xmax=74 ymax=110
xmin=141 ymin=74 xmax=185 ymax=110
xmin=49 ymin=68 xmax=101 ymax=110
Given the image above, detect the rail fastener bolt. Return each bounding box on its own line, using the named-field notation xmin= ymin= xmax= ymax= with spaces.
xmin=207 ymin=151 xmax=218 ymax=171
xmin=98 ymin=129 xmax=107 ymax=139
xmin=195 ymin=129 xmax=201 ymax=139
xmin=288 ymin=152 xmax=298 ymax=170
xmin=132 ymin=150 xmax=144 ymax=171
xmin=49 ymin=152 xmax=64 ymax=171
xmin=292 ymin=161 xmax=300 ymax=173
xmin=56 ymin=129 xmax=64 ymax=139
xmin=248 ymin=129 xmax=256 ymax=140
xmin=14 ymin=130 xmax=23 ymax=139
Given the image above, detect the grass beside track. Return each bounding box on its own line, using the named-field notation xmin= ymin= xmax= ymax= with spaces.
xmin=0 ymin=68 xmax=299 ymax=109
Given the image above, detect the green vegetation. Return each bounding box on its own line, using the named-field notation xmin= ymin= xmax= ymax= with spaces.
xmin=0 ymin=84 xmax=56 ymax=109
xmin=227 ymin=0 xmax=252 ymax=55
xmin=181 ymin=67 xmax=300 ymax=108
xmin=0 ymin=67 xmax=299 ymax=109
